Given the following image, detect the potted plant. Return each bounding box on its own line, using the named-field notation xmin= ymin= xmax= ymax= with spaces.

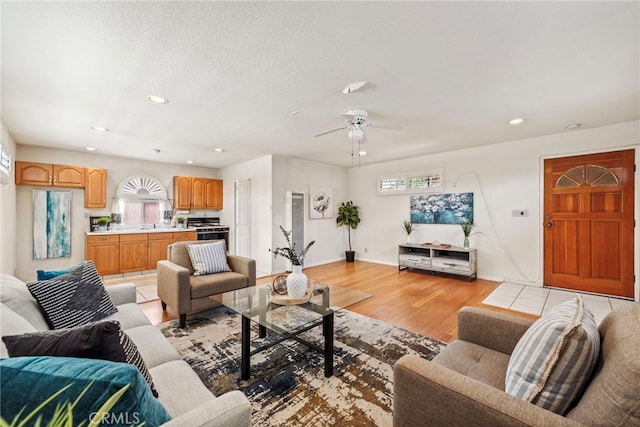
xmin=336 ymin=201 xmax=361 ymax=262
xmin=175 ymin=217 xmax=186 ymax=229
xmin=460 ymin=219 xmax=484 ymax=248
xmin=402 ymin=220 xmax=418 ymax=244
xmin=96 ymin=216 xmax=110 ymax=231
xmin=270 ymin=225 xmax=315 ymax=297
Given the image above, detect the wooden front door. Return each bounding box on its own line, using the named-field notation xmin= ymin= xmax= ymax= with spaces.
xmin=543 ymin=149 xmax=635 ymax=298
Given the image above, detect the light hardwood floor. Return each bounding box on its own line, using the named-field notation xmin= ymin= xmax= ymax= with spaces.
xmin=138 ymin=260 xmax=538 ymax=343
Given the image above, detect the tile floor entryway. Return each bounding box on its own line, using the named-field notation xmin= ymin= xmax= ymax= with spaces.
xmin=482 ymin=282 xmax=636 ymax=324
xmin=103 ymin=271 xmax=159 ymax=303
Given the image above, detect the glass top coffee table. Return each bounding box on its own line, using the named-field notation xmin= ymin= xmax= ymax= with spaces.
xmin=219 ymin=281 xmax=371 ymax=380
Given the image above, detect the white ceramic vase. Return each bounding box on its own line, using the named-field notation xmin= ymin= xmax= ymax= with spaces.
xmin=287 ymin=265 xmax=308 ymax=298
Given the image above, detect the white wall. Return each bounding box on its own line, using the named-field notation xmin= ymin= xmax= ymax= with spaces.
xmin=349 ymin=121 xmax=640 ymax=297
xmin=0 ymin=122 xmax=17 ymax=275
xmin=220 ymin=155 xmax=273 ymax=275
xmin=14 ymin=146 xmax=221 ymax=281
xmin=271 ymin=155 xmax=349 ymax=273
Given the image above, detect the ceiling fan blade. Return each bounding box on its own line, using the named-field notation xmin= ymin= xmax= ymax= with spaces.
xmin=314 ymin=125 xmax=348 ymax=137
xmin=367 ymin=122 xmax=403 ymax=131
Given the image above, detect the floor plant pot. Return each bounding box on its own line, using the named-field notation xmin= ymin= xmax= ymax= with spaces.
xmin=286 ymin=265 xmax=308 ymax=298
xmin=345 ymin=251 xmax=355 ymax=262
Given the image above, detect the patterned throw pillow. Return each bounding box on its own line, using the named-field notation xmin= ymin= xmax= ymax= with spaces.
xmin=27 ymin=261 xmax=117 ymax=329
xmin=2 ymin=320 xmax=159 ymax=398
xmin=505 ymin=296 xmax=600 ymax=414
xmin=187 ymin=241 xmax=231 ymax=276
xmin=118 ymin=328 xmax=159 ymax=397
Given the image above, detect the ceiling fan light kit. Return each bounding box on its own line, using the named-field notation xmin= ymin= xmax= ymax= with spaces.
xmin=315 ymin=108 xmax=402 ymax=162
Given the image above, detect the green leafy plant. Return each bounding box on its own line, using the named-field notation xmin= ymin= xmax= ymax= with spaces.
xmin=269 ymin=225 xmax=315 ymax=266
xmin=402 ymin=220 xmax=418 ymax=235
xmin=1 ymin=382 xmax=132 ymax=427
xmin=96 ymin=217 xmax=110 ymax=226
xmin=175 ymin=217 xmax=186 ymax=224
xmin=336 ymin=201 xmax=361 ymax=252
xmin=460 ymin=219 xmax=482 ymax=238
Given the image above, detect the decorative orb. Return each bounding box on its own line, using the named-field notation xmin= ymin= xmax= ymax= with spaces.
xmin=272 ymin=275 xmax=288 ymax=295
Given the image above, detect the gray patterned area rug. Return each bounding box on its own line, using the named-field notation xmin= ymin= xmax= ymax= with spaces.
xmin=159 ymin=307 xmax=445 ymax=426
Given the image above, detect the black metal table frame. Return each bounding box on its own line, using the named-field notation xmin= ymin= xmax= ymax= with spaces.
xmin=239 ymin=287 xmax=334 ymax=380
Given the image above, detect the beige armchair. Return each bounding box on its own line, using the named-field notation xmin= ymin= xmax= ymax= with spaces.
xmin=393 ymin=303 xmax=640 ymax=426
xmin=157 ymin=240 xmax=256 ymax=328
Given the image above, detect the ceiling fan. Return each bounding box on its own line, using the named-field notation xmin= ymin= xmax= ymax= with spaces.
xmin=314 ymin=109 xmax=403 ymax=143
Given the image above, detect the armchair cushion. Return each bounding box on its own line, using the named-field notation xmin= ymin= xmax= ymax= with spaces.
xmin=506 ymin=296 xmax=599 ymax=414
xmin=187 ymin=241 xmax=231 ymax=275
xmin=190 ymin=272 xmax=250 ymax=299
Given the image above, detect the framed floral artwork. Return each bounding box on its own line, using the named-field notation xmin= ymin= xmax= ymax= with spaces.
xmin=309 ymin=186 xmax=333 ymax=219
xmin=410 ymin=192 xmax=473 ymax=224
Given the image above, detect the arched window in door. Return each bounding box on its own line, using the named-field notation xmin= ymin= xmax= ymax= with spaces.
xmin=555 ymin=165 xmax=619 ymax=188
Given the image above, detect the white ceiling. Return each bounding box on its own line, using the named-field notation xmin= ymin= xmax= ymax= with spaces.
xmin=2 ymin=1 xmax=638 ymax=169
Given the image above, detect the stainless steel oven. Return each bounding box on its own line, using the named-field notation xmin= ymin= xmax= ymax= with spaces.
xmin=189 ymin=217 xmax=229 ymax=249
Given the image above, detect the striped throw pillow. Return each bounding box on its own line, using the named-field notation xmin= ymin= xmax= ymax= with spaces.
xmin=505 ymin=296 xmax=600 ymax=414
xmin=187 ymin=241 xmax=231 ymax=276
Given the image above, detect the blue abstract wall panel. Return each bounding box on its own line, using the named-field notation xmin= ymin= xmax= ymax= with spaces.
xmin=33 ymin=190 xmax=71 ymax=259
xmin=410 ymin=192 xmax=474 ymax=225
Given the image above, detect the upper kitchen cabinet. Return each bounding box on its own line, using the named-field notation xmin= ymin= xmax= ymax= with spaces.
xmin=15 ymin=161 xmax=84 ymax=187
xmin=84 ymin=167 xmax=107 ymax=208
xmin=205 ymin=178 xmax=223 ymax=209
xmin=173 ymin=176 xmax=192 ymax=210
xmin=173 ymin=176 xmax=223 ymax=210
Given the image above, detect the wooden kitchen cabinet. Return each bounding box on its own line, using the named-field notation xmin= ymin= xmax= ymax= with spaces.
xmin=205 ymin=179 xmax=223 ymax=209
xmin=148 ymin=232 xmax=174 ymax=268
xmin=84 ymin=167 xmax=107 ymax=208
xmin=191 ymin=177 xmax=207 ymax=209
xmin=173 ymin=175 xmax=223 ymax=210
xmin=173 ymin=176 xmax=192 ymax=210
xmin=119 ymin=233 xmax=148 ymax=273
xmin=172 ymin=230 xmax=196 ymax=243
xmin=15 ymin=162 xmax=85 ymax=187
xmin=86 ymin=235 xmax=120 ymax=275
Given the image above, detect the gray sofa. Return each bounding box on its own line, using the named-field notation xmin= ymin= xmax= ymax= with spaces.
xmin=157 ymin=240 xmax=256 ymax=328
xmin=393 ymin=303 xmax=640 ymax=426
xmin=0 ymin=273 xmax=251 ymax=427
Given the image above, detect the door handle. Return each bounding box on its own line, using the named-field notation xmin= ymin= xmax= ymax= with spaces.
xmin=545 ymin=222 xmax=553 ymax=227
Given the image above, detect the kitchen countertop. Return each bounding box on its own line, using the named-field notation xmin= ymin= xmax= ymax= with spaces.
xmin=86 ymin=227 xmax=197 ymax=236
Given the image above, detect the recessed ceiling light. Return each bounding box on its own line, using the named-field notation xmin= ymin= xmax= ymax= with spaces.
xmin=186 ymin=160 xmax=194 ymax=164
xmin=358 ymin=151 xmax=367 ymax=156
xmin=85 ymin=147 xmax=97 ymax=151
xmin=566 ymin=123 xmax=581 ymax=129
xmin=508 ymin=118 xmax=526 ymax=125
xmin=213 ymin=148 xmax=224 ymax=152
xmin=289 ymin=111 xmax=300 ymax=116
xmin=91 ymin=126 xmax=109 ymax=132
xmin=147 ymin=95 xmax=169 ymax=104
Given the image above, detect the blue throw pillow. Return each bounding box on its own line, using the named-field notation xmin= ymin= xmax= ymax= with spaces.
xmin=0 ymin=356 xmax=171 ymax=426
xmin=36 ymin=264 xmax=78 ymax=280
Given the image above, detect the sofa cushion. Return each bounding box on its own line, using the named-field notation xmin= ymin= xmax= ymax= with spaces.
xmin=433 ymin=340 xmax=511 ymax=390
xmin=566 ymin=302 xmax=640 ymax=425
xmin=0 ymin=304 xmax=39 ymax=358
xmin=0 ymin=356 xmax=171 ymax=426
xmin=150 ymin=360 xmax=217 ymax=418
xmin=190 ymin=271 xmax=248 ymax=299
xmin=187 ymin=241 xmax=231 ymax=276
xmin=2 ymin=320 xmax=159 ymax=397
xmin=27 ymin=261 xmax=118 ymax=329
xmin=0 ymin=274 xmax=50 ymax=331
xmin=505 ymin=296 xmax=600 ymax=414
